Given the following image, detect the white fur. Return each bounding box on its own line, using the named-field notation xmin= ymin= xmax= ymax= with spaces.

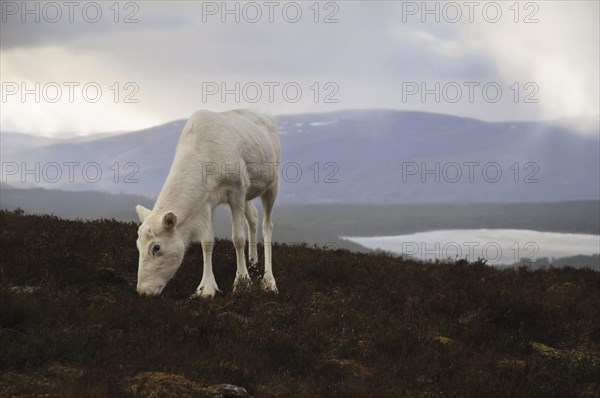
xmin=135 ymin=109 xmax=280 ymax=297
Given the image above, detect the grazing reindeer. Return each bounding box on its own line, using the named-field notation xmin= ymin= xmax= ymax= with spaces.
xmin=135 ymin=109 xmax=280 ymax=298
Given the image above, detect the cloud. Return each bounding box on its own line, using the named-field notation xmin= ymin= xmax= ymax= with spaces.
xmin=0 ymin=46 xmax=160 ymax=135
xmin=407 ymin=29 xmax=465 ymax=58
xmin=0 ymin=1 xmax=597 ymax=136
xmin=462 ymin=1 xmax=599 ymax=132
xmin=0 ymin=1 xmax=194 ymax=50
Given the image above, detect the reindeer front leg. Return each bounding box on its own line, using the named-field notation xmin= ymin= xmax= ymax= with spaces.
xmin=193 ymin=207 xmax=220 ymax=298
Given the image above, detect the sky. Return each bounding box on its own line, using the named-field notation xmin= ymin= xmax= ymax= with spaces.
xmin=1 ymin=0 xmax=598 ymax=137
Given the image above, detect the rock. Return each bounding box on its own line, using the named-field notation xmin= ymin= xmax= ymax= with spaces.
xmin=203 ymin=384 xmax=250 ymax=397
xmin=123 ymin=371 xmax=251 ymax=398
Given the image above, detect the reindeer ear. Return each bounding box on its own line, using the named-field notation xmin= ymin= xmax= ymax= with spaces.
xmin=162 ymin=211 xmax=177 ymax=230
xmin=136 ymin=205 xmax=151 ymax=223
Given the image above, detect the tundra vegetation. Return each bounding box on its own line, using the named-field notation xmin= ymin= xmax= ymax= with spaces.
xmin=1 ymin=210 xmax=599 ymax=397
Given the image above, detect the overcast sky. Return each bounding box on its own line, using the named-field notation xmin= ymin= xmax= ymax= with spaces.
xmin=1 ymin=0 xmax=598 ymax=136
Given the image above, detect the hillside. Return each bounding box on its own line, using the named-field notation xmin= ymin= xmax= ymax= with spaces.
xmin=2 ymin=184 xmax=598 ymax=251
xmin=2 ymin=110 xmax=599 ymax=203
xmin=1 ymin=210 xmax=599 ymax=397
xmin=0 ymin=185 xmax=368 ymax=252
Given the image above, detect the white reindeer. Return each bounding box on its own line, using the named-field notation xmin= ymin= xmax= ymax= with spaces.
xmin=135 ymin=109 xmax=280 ymax=298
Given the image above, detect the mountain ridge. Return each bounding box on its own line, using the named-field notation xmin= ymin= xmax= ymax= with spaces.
xmin=2 ymin=109 xmax=598 ymax=203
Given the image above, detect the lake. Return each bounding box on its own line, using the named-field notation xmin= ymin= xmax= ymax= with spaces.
xmin=343 ymin=229 xmax=600 ymax=265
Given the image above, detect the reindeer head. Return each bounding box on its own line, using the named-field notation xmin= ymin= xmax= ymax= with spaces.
xmin=134 ymin=205 xmax=185 ymax=296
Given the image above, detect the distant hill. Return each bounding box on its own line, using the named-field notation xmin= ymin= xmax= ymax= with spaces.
xmin=0 ymin=184 xmax=154 ymax=220
xmin=506 ymin=254 xmax=600 ymax=271
xmin=0 ymin=184 xmax=367 ymax=252
xmin=2 ymin=109 xmax=598 ymax=203
xmin=2 ymin=184 xmax=598 ymax=261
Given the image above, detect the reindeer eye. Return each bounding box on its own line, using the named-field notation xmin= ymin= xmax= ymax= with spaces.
xmin=152 ymin=244 xmax=161 ymax=255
